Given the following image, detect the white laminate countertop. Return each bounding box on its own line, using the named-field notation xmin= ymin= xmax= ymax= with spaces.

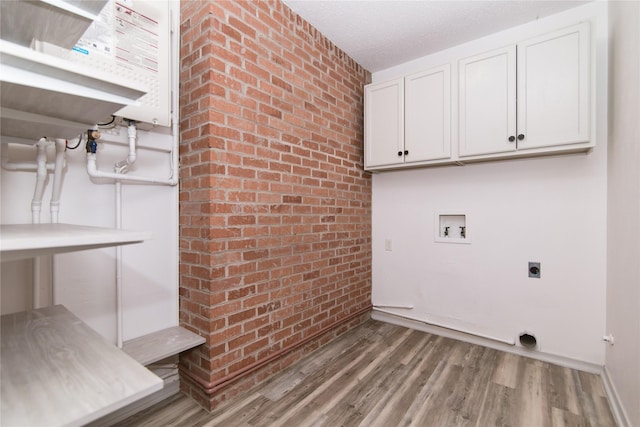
xmin=0 ymin=223 xmax=153 ymax=262
xmin=0 ymin=305 xmax=163 ymax=427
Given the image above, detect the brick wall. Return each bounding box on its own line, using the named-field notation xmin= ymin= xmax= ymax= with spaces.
xmin=179 ymin=0 xmax=372 ymax=410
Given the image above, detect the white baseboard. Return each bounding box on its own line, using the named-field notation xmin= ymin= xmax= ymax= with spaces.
xmin=601 ymin=366 xmax=632 ymax=427
xmin=372 ymin=309 xmax=603 ymax=374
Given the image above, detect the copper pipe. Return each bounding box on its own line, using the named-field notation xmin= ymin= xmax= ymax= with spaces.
xmin=181 ymin=304 xmax=372 ymax=395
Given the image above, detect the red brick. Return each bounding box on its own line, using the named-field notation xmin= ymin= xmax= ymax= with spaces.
xmin=180 ymin=0 xmax=371 ymax=412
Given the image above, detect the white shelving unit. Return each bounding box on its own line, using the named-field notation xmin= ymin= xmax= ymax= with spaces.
xmin=0 ymin=224 xmax=205 ymax=425
xmin=0 ymin=3 xmax=200 ymax=425
xmin=0 ymin=224 xmax=179 ymax=427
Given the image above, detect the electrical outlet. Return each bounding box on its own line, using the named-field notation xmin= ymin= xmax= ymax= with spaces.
xmin=528 ymin=262 xmax=541 ymax=278
xmin=384 ymin=239 xmax=392 ymax=251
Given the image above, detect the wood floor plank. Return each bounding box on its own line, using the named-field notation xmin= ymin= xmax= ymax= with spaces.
xmin=358 ymin=335 xmax=447 ymax=426
xmin=269 ymin=328 xmax=414 ymax=426
xmin=590 ymin=395 xmax=616 ymax=427
xmin=446 ymin=345 xmax=499 ymax=426
xmin=575 ymin=392 xmax=617 ymax=427
xmin=551 ymin=407 xmax=589 ymax=427
xmin=577 ymin=370 xmax=607 ymax=397
xmin=201 ymin=393 xmax=268 ymax=427
xmin=246 ymin=330 xmax=393 ymax=426
xmin=115 ymin=320 xmax=617 ymax=427
xmin=321 ymin=333 xmax=435 ymax=427
xmin=514 ymin=359 xmax=553 ymax=427
xmin=492 ymin=351 xmax=523 ymax=389
xmin=547 ymin=364 xmax=582 ymax=416
xmin=399 ymin=331 xmax=433 ymax=365
xmin=319 ymin=362 xmax=408 ymax=427
xmin=408 ymin=362 xmax=464 ymax=427
xmin=258 ymin=322 xmax=383 ymax=402
xmin=121 ymin=393 xmax=204 ymax=427
xmin=475 ymin=383 xmax=517 ymax=427
xmin=447 ymin=339 xmax=474 ymax=366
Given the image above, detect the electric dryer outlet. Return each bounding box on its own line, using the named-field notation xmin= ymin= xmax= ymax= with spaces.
xmin=528 ymin=262 xmax=541 ymax=278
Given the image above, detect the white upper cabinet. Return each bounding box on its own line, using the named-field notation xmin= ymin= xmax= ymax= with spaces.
xmin=516 ymin=23 xmax=590 ymax=150
xmin=364 ymin=21 xmax=593 ymax=171
xmin=364 ymin=78 xmax=404 ymax=168
xmin=365 ymin=64 xmax=451 ymax=170
xmin=459 ymin=47 xmax=517 ymax=157
xmin=459 ymin=22 xmax=590 ymax=158
xmin=405 ymin=64 xmax=451 ymax=162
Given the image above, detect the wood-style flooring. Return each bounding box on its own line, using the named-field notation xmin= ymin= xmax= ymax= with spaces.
xmin=116 ymin=320 xmax=616 ymax=427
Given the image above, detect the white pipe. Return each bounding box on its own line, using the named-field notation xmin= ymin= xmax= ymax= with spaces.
xmin=31 ymin=138 xmax=51 ymax=309
xmin=126 ymin=121 xmax=137 ymax=165
xmin=49 ymin=139 xmax=66 ymax=224
xmin=31 ymin=138 xmax=51 ymax=224
xmin=168 ymin=118 xmax=179 ymax=185
xmin=84 ymin=3 xmax=180 ymax=187
xmin=32 ymin=257 xmax=42 ymax=309
xmin=114 ymin=121 xmax=138 ymax=173
xmin=2 ymin=158 xmax=56 ymax=172
xmin=115 ymin=181 xmax=123 ymax=348
xmin=168 ymin=1 xmax=179 ymax=186
xmin=373 ymin=307 xmax=516 ymax=346
xmin=373 ymin=304 xmax=414 ymax=309
xmin=87 ymin=153 xmax=175 ymax=184
xmin=46 ymin=139 xmax=66 ymax=308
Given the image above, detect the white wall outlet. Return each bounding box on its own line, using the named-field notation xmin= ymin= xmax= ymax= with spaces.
xmin=384 ymin=239 xmax=392 ymax=251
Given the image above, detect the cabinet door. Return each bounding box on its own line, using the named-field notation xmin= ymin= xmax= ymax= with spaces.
xmin=364 ymin=78 xmax=404 ymax=168
xmin=405 ymin=64 xmax=451 ymax=162
xmin=459 ymin=46 xmax=516 ymax=157
xmin=517 ymin=23 xmax=590 ymax=150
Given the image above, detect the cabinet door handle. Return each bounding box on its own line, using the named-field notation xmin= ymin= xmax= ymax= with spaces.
xmin=518 ymin=134 xmax=525 ymax=140
xmin=509 ymin=136 xmax=515 ymax=142
xmin=404 ymin=150 xmax=409 ymax=156
xmin=397 ymin=151 xmax=403 ymax=156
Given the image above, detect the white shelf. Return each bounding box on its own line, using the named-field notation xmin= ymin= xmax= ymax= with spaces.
xmin=0 ymin=0 xmax=107 ymax=49
xmin=0 ymin=223 xmax=153 ymax=262
xmin=0 ymin=40 xmax=147 ymax=140
xmin=0 ymin=107 xmax=92 ymax=143
xmin=1 ymin=305 xmax=163 ymax=427
xmin=123 ymin=326 xmax=206 ymax=366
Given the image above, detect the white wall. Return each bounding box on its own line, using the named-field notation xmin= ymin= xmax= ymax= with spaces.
xmin=0 ymin=127 xmax=178 ymax=344
xmin=606 ymin=1 xmax=640 ymax=425
xmin=372 ymin=2 xmax=608 ymax=364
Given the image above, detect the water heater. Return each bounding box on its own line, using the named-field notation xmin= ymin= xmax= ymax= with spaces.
xmin=46 ymin=0 xmax=173 ymax=127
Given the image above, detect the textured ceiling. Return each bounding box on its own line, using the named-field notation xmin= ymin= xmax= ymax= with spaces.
xmin=282 ymin=0 xmax=589 ymax=72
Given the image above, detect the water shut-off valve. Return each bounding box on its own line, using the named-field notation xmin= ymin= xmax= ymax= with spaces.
xmin=85 ymin=129 xmax=101 ymax=154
